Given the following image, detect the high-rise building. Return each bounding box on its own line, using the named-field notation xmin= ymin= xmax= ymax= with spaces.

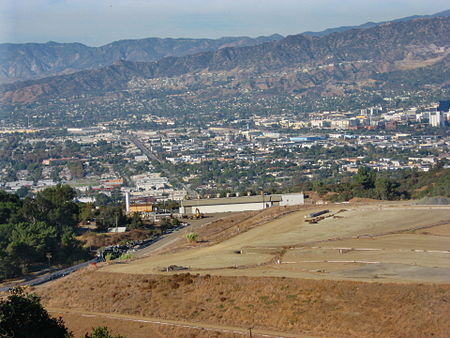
xmin=429 ymin=101 xmax=450 ymax=127
xmin=429 ymin=111 xmax=446 ymax=127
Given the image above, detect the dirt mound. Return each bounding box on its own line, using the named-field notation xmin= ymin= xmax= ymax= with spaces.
xmin=37 ymin=269 xmax=450 ymax=337
xmin=349 ymin=197 xmax=381 ymax=203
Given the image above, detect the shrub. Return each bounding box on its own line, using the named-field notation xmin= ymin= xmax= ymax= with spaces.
xmin=185 ymin=232 xmax=199 ymax=243
xmin=119 ymin=253 xmax=132 ymax=260
xmin=84 ymin=326 xmax=126 ymax=338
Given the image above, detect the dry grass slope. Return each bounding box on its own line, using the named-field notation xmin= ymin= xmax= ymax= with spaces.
xmin=49 ymin=311 xmax=238 ymax=338
xmin=38 ymin=269 xmax=450 ymax=337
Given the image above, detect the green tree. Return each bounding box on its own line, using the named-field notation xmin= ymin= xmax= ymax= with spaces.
xmin=84 ymin=326 xmax=126 ymax=338
xmin=375 ymin=177 xmax=399 ymax=200
xmin=96 ymin=206 xmax=126 ymax=232
xmin=95 ymin=193 xmax=112 ymax=206
xmin=22 ymin=184 xmax=79 ymax=229
xmin=127 ymin=213 xmax=144 ymax=230
xmin=56 ymin=225 xmax=89 ymax=263
xmin=0 ymin=190 xmax=22 ymax=224
xmin=0 ymin=254 xmax=20 ymax=280
xmin=353 ymin=166 xmax=376 ymax=190
xmin=0 ymin=288 xmax=72 ymax=338
xmin=6 ymin=222 xmax=58 ymax=268
xmin=15 ymin=186 xmax=31 ymax=198
xmin=79 ymin=203 xmax=96 ymax=224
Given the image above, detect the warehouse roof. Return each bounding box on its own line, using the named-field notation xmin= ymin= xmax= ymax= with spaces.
xmin=181 ymin=194 xmax=282 ymax=207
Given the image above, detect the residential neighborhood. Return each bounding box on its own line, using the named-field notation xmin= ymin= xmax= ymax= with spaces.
xmin=1 ymin=102 xmax=449 ymax=205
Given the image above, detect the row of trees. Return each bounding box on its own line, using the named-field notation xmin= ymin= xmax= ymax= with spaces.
xmin=312 ymin=165 xmax=450 ymax=202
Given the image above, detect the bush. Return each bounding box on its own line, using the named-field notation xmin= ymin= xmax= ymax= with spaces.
xmin=185 ymin=232 xmax=199 ymax=243
xmin=85 ymin=326 xmax=126 ymax=338
xmin=119 ymin=253 xmax=132 ymax=260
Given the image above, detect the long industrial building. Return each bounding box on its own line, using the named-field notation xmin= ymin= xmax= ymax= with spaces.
xmin=180 ymin=193 xmax=304 ymax=214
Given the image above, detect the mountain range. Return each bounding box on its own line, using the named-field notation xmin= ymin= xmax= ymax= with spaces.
xmin=0 ymin=12 xmax=449 ymax=129
xmin=0 ymin=35 xmax=283 ymax=84
xmin=302 ymin=9 xmax=450 ymax=36
xmin=1 ymin=9 xmax=449 ymax=85
xmin=1 ymin=16 xmax=448 ymax=107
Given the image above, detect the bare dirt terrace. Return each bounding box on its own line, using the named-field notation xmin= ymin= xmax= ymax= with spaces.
xmin=32 ymin=201 xmax=450 ymax=337
xmin=103 ymin=202 xmax=450 ymax=283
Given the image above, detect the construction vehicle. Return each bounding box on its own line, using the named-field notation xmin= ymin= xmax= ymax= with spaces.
xmin=192 ymin=208 xmax=204 ymax=219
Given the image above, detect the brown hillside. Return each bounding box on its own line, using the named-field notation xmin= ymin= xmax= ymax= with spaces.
xmin=37 ymin=269 xmax=450 ymax=337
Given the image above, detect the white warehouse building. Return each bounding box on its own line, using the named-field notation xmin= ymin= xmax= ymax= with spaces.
xmin=180 ymin=193 xmax=304 ymax=215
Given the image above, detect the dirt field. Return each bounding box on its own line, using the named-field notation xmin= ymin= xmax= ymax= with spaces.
xmin=37 ymin=269 xmax=450 ymax=338
xmin=103 ymin=203 xmax=450 ymax=283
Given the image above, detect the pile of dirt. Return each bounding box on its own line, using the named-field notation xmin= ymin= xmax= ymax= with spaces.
xmin=37 ymin=269 xmax=450 ymax=337
xmin=415 ymin=196 xmax=450 ymax=205
xmin=78 ymin=229 xmax=152 ymax=249
xmin=349 ymin=197 xmax=381 ymax=203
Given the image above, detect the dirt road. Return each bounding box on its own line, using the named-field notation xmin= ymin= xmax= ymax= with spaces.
xmin=49 ymin=308 xmax=309 ymax=338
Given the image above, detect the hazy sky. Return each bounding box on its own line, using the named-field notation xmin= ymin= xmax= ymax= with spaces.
xmin=1 ymin=0 xmax=449 ymax=46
